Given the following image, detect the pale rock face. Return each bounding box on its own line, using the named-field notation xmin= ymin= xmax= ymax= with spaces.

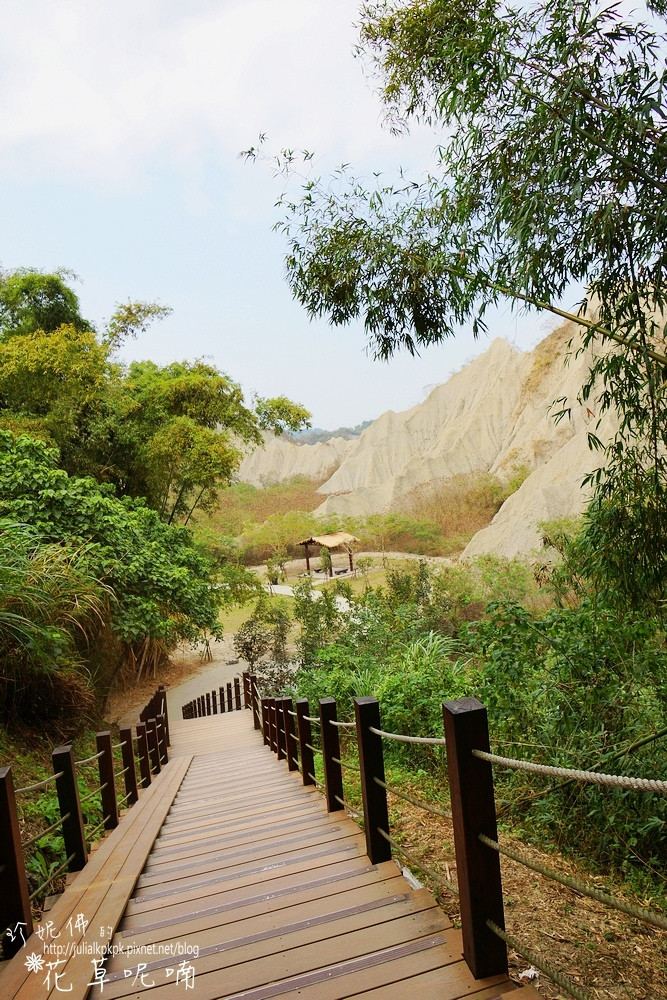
xmin=237 ymin=323 xmax=616 ymax=559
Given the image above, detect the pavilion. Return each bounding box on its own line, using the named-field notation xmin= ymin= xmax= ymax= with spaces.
xmin=298 ymin=531 xmax=359 ymax=577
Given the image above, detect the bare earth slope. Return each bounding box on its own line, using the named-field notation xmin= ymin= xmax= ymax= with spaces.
xmin=238 ymin=324 xmax=615 ymax=558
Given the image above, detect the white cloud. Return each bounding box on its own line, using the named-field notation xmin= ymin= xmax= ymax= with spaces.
xmin=0 ymin=0 xmax=434 ymax=183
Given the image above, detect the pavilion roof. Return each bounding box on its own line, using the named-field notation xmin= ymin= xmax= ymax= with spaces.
xmin=298 ymin=532 xmax=359 ymax=550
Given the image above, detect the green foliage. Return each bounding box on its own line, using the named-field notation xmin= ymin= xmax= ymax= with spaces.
xmin=270 ymin=0 xmax=667 ymax=607
xmin=0 ymin=268 xmax=92 ymax=340
xmin=254 ymin=395 xmax=312 ymax=435
xmin=0 ymin=520 xmax=104 ymax=723
xmin=0 ymin=432 xmax=222 ymax=696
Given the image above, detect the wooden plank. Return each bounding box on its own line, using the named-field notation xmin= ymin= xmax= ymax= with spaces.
xmin=136 ymin=820 xmax=363 ymax=885
xmin=104 ymin=889 xmax=441 ymax=981
xmin=119 ymin=857 xmax=392 ymax=932
xmin=115 ymin=868 xmax=409 ymax=952
xmin=351 ymin=967 xmax=525 ymax=999
xmin=101 ymin=908 xmax=453 ymax=999
xmin=0 ymin=755 xmax=191 ymax=1000
xmin=123 ymin=834 xmax=370 ymax=916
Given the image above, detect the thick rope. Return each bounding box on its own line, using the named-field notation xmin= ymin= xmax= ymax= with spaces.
xmin=376 ymin=828 xmax=459 ymax=895
xmin=15 ymin=771 xmax=64 ymax=795
xmin=473 ymin=749 xmax=667 ymax=794
xmin=329 ymin=720 xmax=355 ymax=729
xmin=333 ymin=794 xmax=363 ymax=817
xmin=22 ymin=812 xmax=71 ymax=849
xmin=75 ymin=749 xmax=105 ymax=766
xmin=373 ymin=777 xmax=452 ymax=820
xmin=369 ymin=726 xmax=447 ymax=746
xmin=307 ymin=772 xmax=324 ymax=789
xmin=29 ymin=853 xmax=77 ymax=902
xmin=486 ymin=921 xmax=594 ymax=1000
xmin=479 ymin=834 xmax=667 ymax=931
xmin=304 ymin=715 xmax=320 ymax=724
xmin=332 ymin=756 xmax=361 ymax=773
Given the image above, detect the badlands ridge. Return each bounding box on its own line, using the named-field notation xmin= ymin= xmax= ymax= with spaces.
xmin=239 ymin=322 xmax=616 ymax=559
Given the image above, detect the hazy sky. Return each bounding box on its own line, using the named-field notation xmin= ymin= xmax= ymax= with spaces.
xmin=0 ymin=0 xmax=554 ymax=428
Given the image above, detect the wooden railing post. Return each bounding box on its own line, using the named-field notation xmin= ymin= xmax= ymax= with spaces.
xmin=0 ymin=766 xmax=33 ymax=957
xmin=261 ymin=698 xmax=271 ymax=746
xmin=206 ymin=693 xmax=211 ymax=716
xmin=119 ymin=727 xmax=139 ymax=806
xmin=136 ymin=724 xmax=152 ymax=788
xmin=158 ymin=685 xmax=170 ymax=745
xmin=282 ymin=698 xmax=299 ymax=772
xmin=212 ymin=690 xmax=218 ymax=714
xmin=319 ymin=698 xmax=344 ymax=812
xmin=249 ymin=674 xmax=260 ymax=730
xmin=242 ymin=672 xmax=250 ymax=709
xmin=275 ymin=699 xmax=287 ymax=761
xmin=296 ymin=700 xmax=315 ymax=786
xmin=147 ymin=718 xmax=161 ymax=774
xmin=268 ymin=698 xmax=278 ymax=753
xmin=157 ymin=714 xmax=169 ymax=764
xmin=96 ymin=731 xmax=119 ymax=831
xmin=227 ymin=682 xmax=233 ymax=712
xmin=219 ymin=686 xmax=226 ymax=713
xmin=354 ymin=697 xmax=391 ymax=864
xmin=234 ymin=677 xmax=242 ymax=710
xmin=443 ymin=697 xmax=507 ymax=979
xmin=52 ymin=745 xmax=87 ymax=871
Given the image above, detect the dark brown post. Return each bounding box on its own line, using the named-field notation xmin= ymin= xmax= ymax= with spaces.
xmin=212 ymin=690 xmax=217 ymax=714
xmin=242 ymin=672 xmax=250 ymax=709
xmin=268 ymin=698 xmax=278 ymax=752
xmin=296 ymin=699 xmax=315 ymax=786
xmin=319 ymin=698 xmax=344 ymax=812
xmin=282 ymin=698 xmax=299 ymax=772
xmin=136 ymin=724 xmax=151 ymax=788
xmin=275 ymin=699 xmax=286 ymax=761
xmin=52 ymin=745 xmax=87 ymax=871
xmin=219 ymin=686 xmax=226 ymax=713
xmin=147 ymin=718 xmax=161 ymax=774
xmin=119 ymin=727 xmax=138 ymax=806
xmin=234 ymin=677 xmax=242 ymax=711
xmin=250 ymin=674 xmax=260 ymax=730
xmin=443 ymin=698 xmax=507 ymax=979
xmin=157 ymin=714 xmax=169 ymax=764
xmin=227 ymin=682 xmax=233 ymax=712
xmin=158 ymin=685 xmax=170 ymax=745
xmin=0 ymin=766 xmax=33 ymax=956
xmin=261 ymin=698 xmax=271 ymax=746
xmin=354 ymin=697 xmax=391 ymax=863
xmin=205 ymin=693 xmax=211 ymax=716
xmin=96 ymin=732 xmax=119 ymax=831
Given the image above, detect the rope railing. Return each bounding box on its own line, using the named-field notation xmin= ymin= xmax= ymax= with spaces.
xmin=376 ymin=828 xmax=459 ymax=895
xmin=486 ymin=921 xmax=594 ymax=1000
xmin=22 ymin=812 xmax=72 ymax=850
xmin=75 ymin=749 xmax=105 ymax=766
xmin=305 ymin=743 xmax=322 ymax=755
xmin=303 ymin=715 xmax=320 ymax=724
xmin=307 ymin=772 xmax=325 ymax=789
xmin=333 ymin=794 xmax=363 ymax=817
xmin=329 ymin=719 xmax=355 ymax=729
xmin=479 ymin=833 xmax=667 ymax=931
xmin=29 ymin=852 xmax=77 ymax=902
xmin=112 ymin=740 xmax=128 ymax=750
xmin=472 ymin=749 xmax=667 ymax=794
xmin=373 ymin=776 xmax=452 ymax=820
xmin=15 ymin=771 xmax=64 ymax=795
xmin=87 ymin=815 xmax=111 ymax=840
xmin=79 ymin=786 xmax=102 ymax=805
xmin=368 ymin=726 xmax=447 ymax=746
xmin=331 ymin=755 xmax=360 ymax=773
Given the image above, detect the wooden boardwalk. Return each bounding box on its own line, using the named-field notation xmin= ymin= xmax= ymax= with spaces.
xmin=1 ymin=711 xmax=534 ymax=999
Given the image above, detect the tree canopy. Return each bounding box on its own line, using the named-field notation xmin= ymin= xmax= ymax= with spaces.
xmin=270 ymin=0 xmax=667 ymax=607
xmin=0 ymin=268 xmax=311 ymax=525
